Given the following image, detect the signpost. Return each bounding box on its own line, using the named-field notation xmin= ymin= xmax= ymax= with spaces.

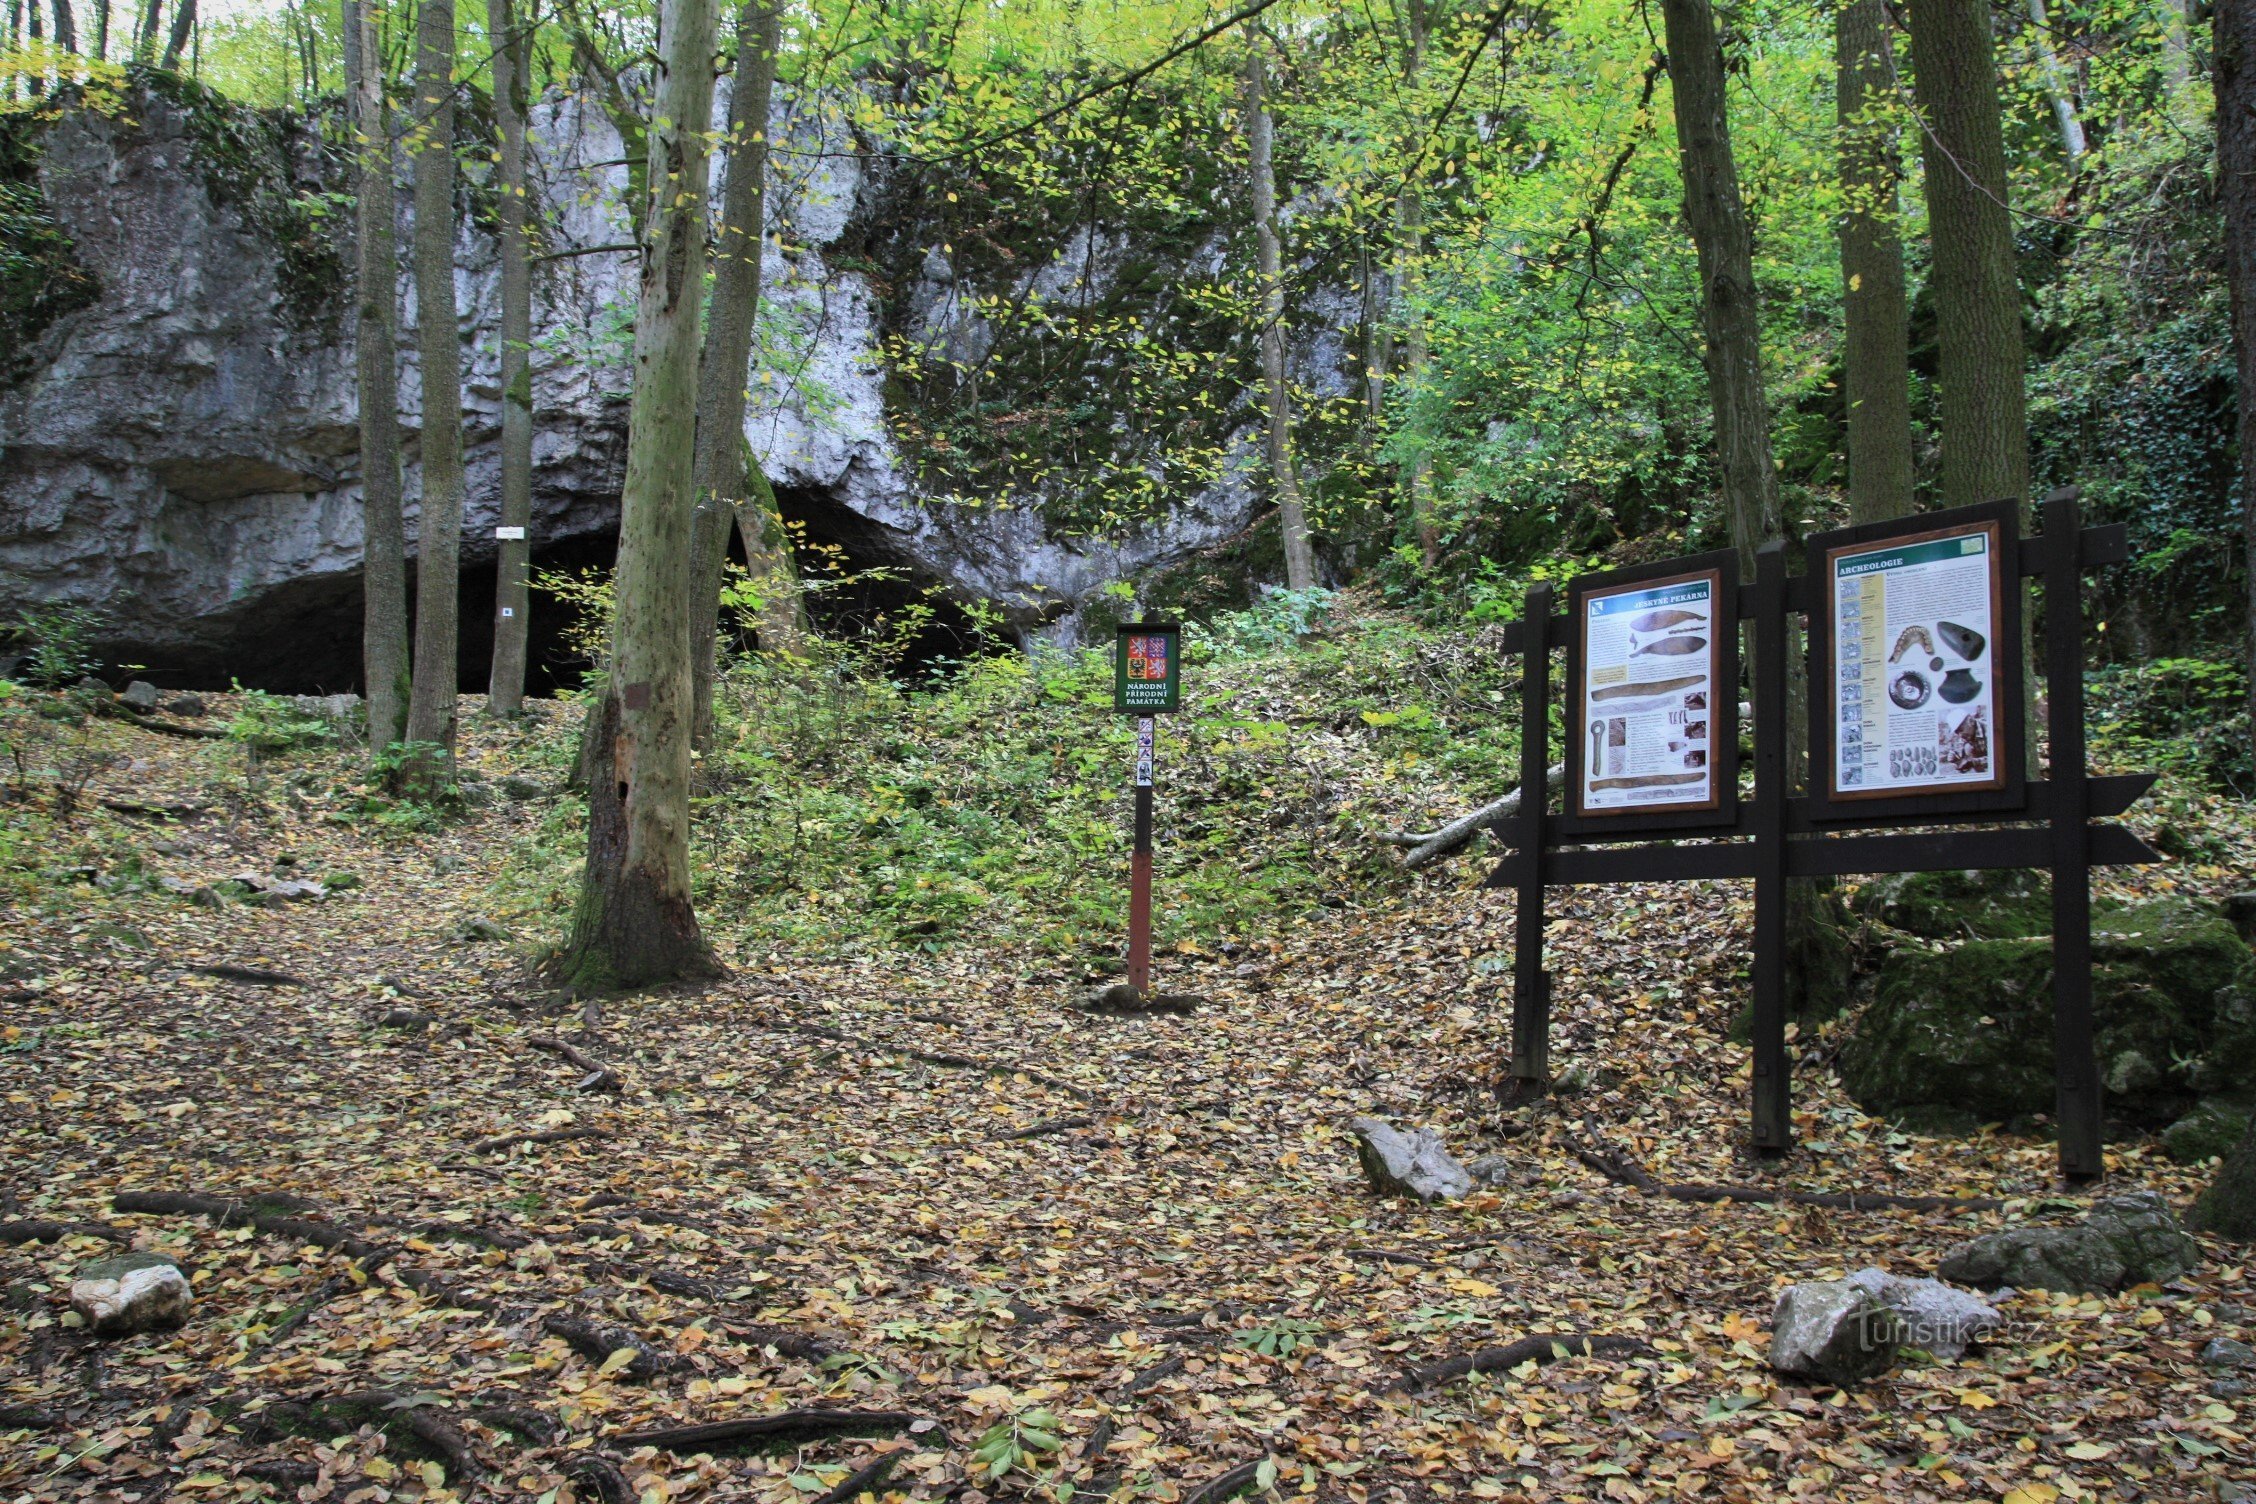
xmin=1488 ymin=493 xmax=2157 ymax=1179
xmin=1115 ymin=621 xmax=1182 ymax=996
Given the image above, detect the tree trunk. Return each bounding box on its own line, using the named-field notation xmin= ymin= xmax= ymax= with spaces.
xmin=2021 ymin=0 xmax=2085 ymax=166
xmin=1905 ymin=0 xmax=2029 ymax=512
xmin=402 ymin=0 xmax=467 ymax=782
xmin=347 ymin=0 xmax=410 ymax=754
xmin=133 ymin=0 xmax=157 ymax=63
xmin=93 ymin=0 xmax=106 ymax=59
xmin=48 ymin=0 xmax=73 ymax=52
xmin=1247 ymin=33 xmax=1316 ymax=592
xmin=2223 ymin=0 xmax=2256 ymax=736
xmin=485 ymin=0 xmax=534 ymax=718
xmin=688 ymin=0 xmax=788 ymax=748
xmin=554 ymin=0 xmax=724 ymax=993
xmin=1660 ymin=0 xmax=1781 ymax=565
xmin=156 ymin=0 xmax=188 ymax=69
xmin=1397 ymin=0 xmax=1435 ymax=569
xmin=1837 ymin=0 xmax=1914 ymax=525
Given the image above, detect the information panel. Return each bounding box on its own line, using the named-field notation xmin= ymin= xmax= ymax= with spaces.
xmin=1825 ymin=520 xmax=2005 ymax=798
xmin=1573 ymin=568 xmax=1723 ymax=816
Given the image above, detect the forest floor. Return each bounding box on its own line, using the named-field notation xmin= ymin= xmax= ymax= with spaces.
xmin=2 ymin=689 xmax=2253 ymax=1504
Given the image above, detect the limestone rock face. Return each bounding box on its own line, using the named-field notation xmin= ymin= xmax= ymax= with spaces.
xmin=70 ymin=1252 xmax=192 ymax=1335
xmin=2 ymin=80 xmax=1341 ymax=685
xmin=1347 ymin=1117 xmax=1473 ymax=1202
xmin=1770 ymin=1281 xmax=1901 ymax=1385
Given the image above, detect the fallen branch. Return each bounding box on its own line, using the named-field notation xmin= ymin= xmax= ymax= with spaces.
xmin=466 ymin=1125 xmax=613 ymax=1156
xmin=0 ymin=1218 xmax=128 ymax=1246
xmin=611 ymin=1409 xmax=920 ymax=1454
xmin=99 ymin=798 xmax=208 ymax=819
xmin=528 ymin=1034 xmax=623 ymax=1093
xmin=1397 ymin=1332 xmax=1653 ymax=1391
xmin=996 ymin=1114 xmax=1094 ymax=1141
xmin=1381 ymin=764 xmax=1564 ymax=868
xmin=1123 ymin=1354 xmax=1185 ymax=1395
xmin=810 ymin=1449 xmax=905 ymax=1504
xmin=1572 ymin=1139 xmax=2005 ymax=1214
xmin=112 ymin=1191 xmax=389 ymax=1263
xmin=127 ymin=718 xmax=229 ymax=741
xmin=1179 ymin=1459 xmax=1267 ymax=1504
xmin=191 ymin=963 xmax=312 ymax=988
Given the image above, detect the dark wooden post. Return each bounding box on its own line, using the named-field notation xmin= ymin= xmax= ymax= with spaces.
xmin=2044 ymin=489 xmax=2104 ymax=1180
xmin=1511 ymin=583 xmax=1553 ymax=1083
xmin=1750 ymin=541 xmax=1791 ymax=1152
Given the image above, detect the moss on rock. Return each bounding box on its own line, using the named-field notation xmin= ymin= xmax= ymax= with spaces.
xmin=1839 ymin=899 xmax=2253 ymax=1126
xmin=1848 ymin=867 xmax=2057 ymax=940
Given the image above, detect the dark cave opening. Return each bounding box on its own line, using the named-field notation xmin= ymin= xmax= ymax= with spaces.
xmin=771 ymin=484 xmax=995 ymax=678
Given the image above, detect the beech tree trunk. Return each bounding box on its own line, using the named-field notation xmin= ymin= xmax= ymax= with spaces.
xmin=2222 ymin=0 xmax=2256 ymax=734
xmin=1660 ymin=0 xmax=1781 ymax=565
xmin=1906 ymin=0 xmax=2029 ymax=513
xmin=688 ymin=0 xmax=789 ymax=747
xmin=1837 ymin=0 xmax=1914 ymax=525
xmin=347 ymin=0 xmax=409 ymax=754
xmin=156 ymin=0 xmax=187 ymax=68
xmin=48 ymin=0 xmax=72 ymax=51
xmin=2021 ymin=0 xmax=2085 ymax=166
xmin=403 ymin=0 xmax=467 ymax=779
xmin=1248 ymin=34 xmax=1316 ymax=592
xmin=485 ymin=0 xmax=534 ymax=718
xmin=554 ymin=0 xmax=724 ymax=993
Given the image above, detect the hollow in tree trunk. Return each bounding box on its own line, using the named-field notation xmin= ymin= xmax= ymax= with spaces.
xmin=403 ymin=0 xmax=467 ymax=782
xmin=485 ymin=0 xmax=534 ymax=718
xmin=553 ymin=0 xmax=724 ymax=993
xmin=688 ymin=0 xmax=791 ymax=748
xmin=1247 ymin=31 xmax=1315 ymax=591
xmin=1837 ymin=0 xmax=1914 ymax=526
xmin=347 ymin=0 xmax=409 ymax=754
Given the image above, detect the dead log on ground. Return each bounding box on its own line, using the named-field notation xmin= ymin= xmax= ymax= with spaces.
xmin=1397 ymin=1332 xmax=1654 ymax=1391
xmin=611 ymin=1409 xmax=920 ymax=1454
xmin=1377 ymin=764 xmax=1564 ymax=868
xmin=1572 ymin=1139 xmax=2005 ymax=1214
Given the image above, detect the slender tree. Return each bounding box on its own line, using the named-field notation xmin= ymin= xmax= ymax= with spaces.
xmin=554 ymin=0 xmax=725 ymax=991
xmin=2020 ymin=0 xmax=2085 ymax=165
xmin=1397 ymin=0 xmax=1437 ymax=568
xmin=48 ymin=0 xmax=73 ymax=52
xmin=1660 ymin=0 xmax=1781 ymax=563
xmin=485 ymin=0 xmax=535 ymax=717
xmin=1905 ymin=0 xmax=2028 ymax=512
xmin=348 ymin=0 xmax=410 ymax=753
xmin=92 ymin=0 xmax=106 ymax=59
xmin=157 ymin=0 xmax=188 ymax=68
xmin=1837 ymin=0 xmax=1913 ymax=525
xmin=403 ymin=0 xmax=468 ymax=778
xmin=1247 ymin=30 xmax=1316 ymax=591
xmin=688 ymin=0 xmax=788 ymax=746
xmin=133 ymin=0 xmax=157 ymax=63
xmin=2222 ymin=0 xmax=2256 ymax=732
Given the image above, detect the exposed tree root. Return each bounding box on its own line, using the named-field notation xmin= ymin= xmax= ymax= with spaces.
xmin=565 ymin=1454 xmax=635 ymax=1504
xmin=722 ymin=1322 xmax=835 ymax=1362
xmin=466 ymin=1125 xmax=614 ymax=1156
xmin=543 ymin=1312 xmax=680 ymax=1379
xmin=528 ymin=1033 xmax=623 ymax=1093
xmin=1179 ymin=1458 xmax=1266 ymax=1504
xmin=996 ymin=1114 xmax=1094 ymax=1141
xmin=809 ymin=1448 xmax=905 ymax=1504
xmin=0 ymin=1218 xmax=128 ymax=1246
xmin=0 ymin=1403 xmax=62 ymax=1430
xmin=1397 ymin=1332 xmax=1654 ymax=1391
xmin=111 ymin=1191 xmax=390 ymax=1263
xmin=1571 ymin=1138 xmax=2006 ymax=1213
xmin=190 ymin=963 xmax=312 ymax=987
xmin=610 ymin=1409 xmax=921 ymax=1455
xmin=256 ymin=1276 xmax=347 ymax=1348
xmin=1376 ymin=763 xmax=1565 ymax=868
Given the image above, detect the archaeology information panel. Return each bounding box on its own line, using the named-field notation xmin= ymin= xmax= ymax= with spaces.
xmin=1824 ymin=520 xmax=2006 ymax=799
xmin=1572 ymin=567 xmax=1723 ymax=816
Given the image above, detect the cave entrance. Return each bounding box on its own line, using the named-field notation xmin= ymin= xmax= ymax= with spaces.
xmin=767 ymin=484 xmax=997 ymax=681
xmin=456 ymin=530 xmax=616 ymax=696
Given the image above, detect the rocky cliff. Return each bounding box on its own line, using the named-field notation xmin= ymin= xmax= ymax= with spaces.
xmin=0 ymin=73 xmax=1341 ymax=689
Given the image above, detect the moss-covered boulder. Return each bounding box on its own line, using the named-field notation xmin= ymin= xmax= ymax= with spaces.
xmin=2193 ymin=1120 xmax=2256 ymax=1239
xmin=1848 ymin=868 xmax=2056 ymax=940
xmin=2163 ymin=1100 xmax=2254 ymax=1164
xmin=1839 ymin=899 xmax=2253 ymax=1126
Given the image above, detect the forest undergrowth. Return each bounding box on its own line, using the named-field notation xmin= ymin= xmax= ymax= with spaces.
xmin=2 ymin=603 xmax=2253 ymax=1503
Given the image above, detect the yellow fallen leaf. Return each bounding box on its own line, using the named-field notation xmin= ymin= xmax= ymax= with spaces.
xmin=2002 ymin=1486 xmax=2058 ymax=1504
xmin=596 ymin=1347 xmax=639 ymax=1376
xmin=1448 ymin=1277 xmax=1502 ymax=1298
xmin=2064 ymin=1441 xmax=2114 ymax=1460
xmin=1719 ymin=1313 xmax=1762 ymax=1342
xmin=1954 ymin=1389 xmax=1998 ymax=1409
xmin=364 ymin=1457 xmax=398 ymax=1480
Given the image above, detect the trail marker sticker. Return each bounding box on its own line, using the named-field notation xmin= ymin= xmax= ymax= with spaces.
xmin=496 ymin=525 xmax=527 ymax=541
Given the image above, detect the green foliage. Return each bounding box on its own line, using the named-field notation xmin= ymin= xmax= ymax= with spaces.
xmin=1232 ymin=1316 xmax=1323 ymax=1358
xmin=225 ymin=687 xmax=343 ymax=754
xmin=2090 ymin=658 xmax=2252 ymax=795
xmin=0 ymin=110 xmax=99 ymax=378
xmin=969 ymin=1405 xmax=1062 ymax=1485
xmin=2 ymin=602 xmax=106 ymax=687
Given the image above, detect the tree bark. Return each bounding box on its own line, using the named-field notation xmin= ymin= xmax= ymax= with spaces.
xmin=347 ymin=0 xmax=409 ymax=754
xmin=48 ymin=0 xmax=72 ymax=52
xmin=1837 ymin=0 xmax=1914 ymax=525
xmin=133 ymin=0 xmax=156 ymax=64
xmin=2020 ymin=0 xmax=2085 ymax=166
xmin=1397 ymin=0 xmax=1436 ymax=569
xmin=688 ymin=0 xmax=789 ymax=748
xmin=1247 ymin=32 xmax=1316 ymax=591
xmin=485 ymin=0 xmax=534 ymax=718
xmin=2222 ymin=0 xmax=2256 ymax=736
xmin=1661 ymin=0 xmax=1781 ymax=566
xmin=156 ymin=0 xmax=188 ymax=69
xmin=403 ymin=0 xmax=467 ymax=781
xmin=554 ymin=0 xmax=724 ymax=993
xmin=92 ymin=0 xmax=105 ymax=59
xmin=1905 ymin=0 xmax=2029 ymax=513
